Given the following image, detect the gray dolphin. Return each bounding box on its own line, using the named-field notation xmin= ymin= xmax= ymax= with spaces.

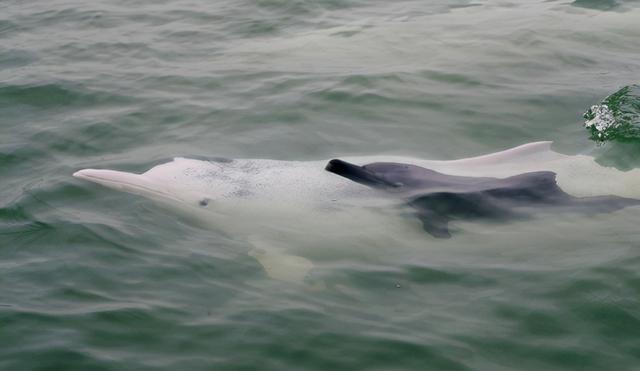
xmin=325 ymin=159 xmax=640 ymax=238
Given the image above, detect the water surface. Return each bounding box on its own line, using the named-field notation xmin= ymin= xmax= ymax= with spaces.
xmin=2 ymin=0 xmax=640 ymax=370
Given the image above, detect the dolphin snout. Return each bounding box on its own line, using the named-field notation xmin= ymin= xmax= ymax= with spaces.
xmin=73 ymin=168 xmax=163 ymax=196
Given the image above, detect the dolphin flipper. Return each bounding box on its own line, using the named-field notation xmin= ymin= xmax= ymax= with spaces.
xmin=409 ymin=191 xmax=520 ymax=238
xmin=415 ymin=209 xmax=452 ymax=238
xmin=248 ymin=249 xmax=314 ymax=283
xmin=247 ymin=238 xmax=314 ymax=283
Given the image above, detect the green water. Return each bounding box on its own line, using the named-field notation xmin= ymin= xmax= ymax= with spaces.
xmin=2 ymin=0 xmax=640 ymax=370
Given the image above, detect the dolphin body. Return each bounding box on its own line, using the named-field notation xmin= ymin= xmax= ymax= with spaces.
xmin=73 ymin=142 xmax=640 ymax=282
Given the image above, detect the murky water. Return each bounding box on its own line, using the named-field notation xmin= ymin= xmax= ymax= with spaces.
xmin=2 ymin=0 xmax=640 ymax=370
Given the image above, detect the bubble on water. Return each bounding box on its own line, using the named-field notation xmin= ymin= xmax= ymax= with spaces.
xmin=584 ymin=104 xmax=617 ymax=138
xmin=583 ymin=85 xmax=640 ymax=142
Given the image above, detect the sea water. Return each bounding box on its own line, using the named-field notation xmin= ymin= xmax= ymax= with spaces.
xmin=2 ymin=0 xmax=640 ymax=370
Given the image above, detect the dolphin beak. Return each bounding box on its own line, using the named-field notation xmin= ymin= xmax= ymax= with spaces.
xmin=73 ymin=168 xmax=169 ymax=198
xmin=74 ymin=169 xmax=143 ymax=187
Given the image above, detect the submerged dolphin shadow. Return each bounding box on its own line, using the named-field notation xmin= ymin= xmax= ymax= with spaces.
xmin=325 ymin=159 xmax=640 ymax=238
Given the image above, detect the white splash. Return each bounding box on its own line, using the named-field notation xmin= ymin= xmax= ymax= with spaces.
xmin=584 ymin=104 xmax=617 ymax=137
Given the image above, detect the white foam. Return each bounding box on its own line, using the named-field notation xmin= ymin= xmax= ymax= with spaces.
xmin=584 ymin=104 xmax=618 ymax=138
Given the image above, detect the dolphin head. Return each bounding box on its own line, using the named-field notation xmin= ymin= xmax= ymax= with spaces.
xmin=73 ymin=158 xmax=243 ymax=210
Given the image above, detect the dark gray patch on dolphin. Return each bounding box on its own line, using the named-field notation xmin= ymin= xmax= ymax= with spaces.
xmin=325 ymin=159 xmax=640 ymax=238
